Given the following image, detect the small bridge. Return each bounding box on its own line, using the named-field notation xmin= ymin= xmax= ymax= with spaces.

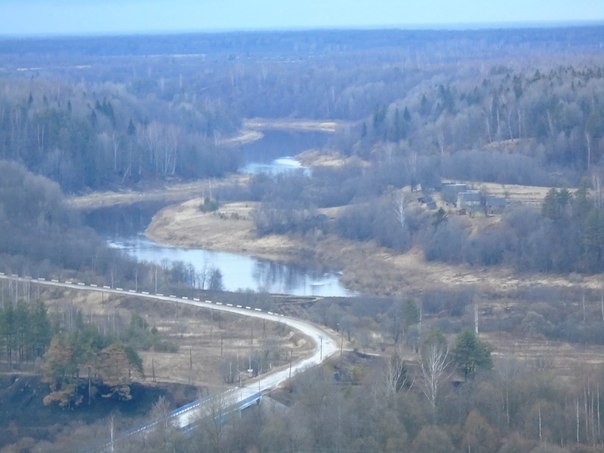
xmin=93 ymin=388 xmax=264 ymax=451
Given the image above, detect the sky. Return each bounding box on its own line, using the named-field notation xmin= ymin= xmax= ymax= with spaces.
xmin=0 ymin=0 xmax=602 ymax=36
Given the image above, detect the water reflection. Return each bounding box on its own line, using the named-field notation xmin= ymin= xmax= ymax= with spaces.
xmin=89 ymin=130 xmax=352 ymax=297
xmin=239 ymin=130 xmax=328 ymax=164
xmin=241 ymin=156 xmax=305 ymax=175
xmin=109 ymin=235 xmax=353 ymax=297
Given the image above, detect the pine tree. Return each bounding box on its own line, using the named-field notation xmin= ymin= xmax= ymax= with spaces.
xmin=453 ymin=330 xmax=492 ymax=380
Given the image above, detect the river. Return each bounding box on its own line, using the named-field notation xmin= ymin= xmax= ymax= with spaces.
xmin=87 ymin=131 xmax=354 ymax=297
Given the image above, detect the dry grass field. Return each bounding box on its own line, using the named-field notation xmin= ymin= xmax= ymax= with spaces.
xmin=146 ymin=199 xmax=302 ymax=262
xmin=462 ymin=180 xmax=559 ymax=207
xmin=243 ymin=117 xmax=345 ymax=133
xmin=67 ymin=175 xmax=249 ymax=210
xmin=39 ymin=287 xmax=312 ymax=391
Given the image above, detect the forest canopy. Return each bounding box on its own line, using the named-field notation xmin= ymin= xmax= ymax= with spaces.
xmin=0 ymin=27 xmax=601 ymax=192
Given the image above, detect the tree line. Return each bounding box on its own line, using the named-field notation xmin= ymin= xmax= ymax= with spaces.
xmin=418 ymin=185 xmax=604 ymax=273
xmin=1 ymin=28 xmax=600 ymax=195
xmin=0 ymin=160 xmax=226 ymax=295
xmin=0 ymin=287 xmax=178 ymax=408
xmin=41 ymin=311 xmax=145 ymax=408
xmin=352 ymin=65 xmax=603 ymax=184
xmin=0 ymin=299 xmax=51 ymax=369
xmin=0 ymin=77 xmax=241 ymax=192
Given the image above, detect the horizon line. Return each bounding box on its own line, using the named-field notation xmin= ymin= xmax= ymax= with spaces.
xmin=1 ymin=19 xmax=603 ymax=40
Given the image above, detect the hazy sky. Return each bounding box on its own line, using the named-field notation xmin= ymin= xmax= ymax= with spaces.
xmin=0 ymin=0 xmax=602 ymax=36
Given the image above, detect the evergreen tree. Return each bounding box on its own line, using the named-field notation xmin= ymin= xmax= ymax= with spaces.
xmin=453 ymin=330 xmax=492 ymax=380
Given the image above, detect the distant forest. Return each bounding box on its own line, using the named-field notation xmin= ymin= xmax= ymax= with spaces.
xmin=0 ymin=27 xmax=602 ymax=274
xmin=0 ymin=27 xmax=601 ymax=191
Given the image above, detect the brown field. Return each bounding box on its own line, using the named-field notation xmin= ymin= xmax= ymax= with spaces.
xmin=146 ymin=199 xmax=301 ymax=262
xmin=243 ymin=117 xmax=347 ymax=133
xmin=40 ymin=287 xmax=312 ymax=391
xmin=486 ymin=332 xmax=604 ymax=377
xmin=67 ymin=174 xmax=248 ymax=210
xmin=297 ymin=149 xmax=367 ymax=168
xmin=217 ymin=129 xmax=264 ymax=146
xmin=463 ymin=180 xmax=558 ymax=207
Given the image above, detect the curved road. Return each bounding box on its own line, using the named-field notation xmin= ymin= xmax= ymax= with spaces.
xmin=0 ymin=273 xmax=340 ymax=430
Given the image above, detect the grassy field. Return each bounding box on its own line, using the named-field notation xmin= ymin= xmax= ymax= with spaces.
xmin=67 ymin=175 xmax=248 ymax=210
xmin=40 ymin=287 xmax=312 ymax=390
xmin=243 ymin=117 xmax=346 ymax=133
xmin=461 ymin=180 xmax=558 ymax=207
xmin=146 ymin=199 xmax=301 ymax=262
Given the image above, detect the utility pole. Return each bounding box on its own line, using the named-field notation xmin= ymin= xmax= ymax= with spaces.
xmin=110 ymin=414 xmax=115 ymax=453
xmin=154 ymin=266 xmax=158 ymax=294
xmin=320 ymin=336 xmax=323 ymax=361
xmin=88 ymin=366 xmax=92 ymax=406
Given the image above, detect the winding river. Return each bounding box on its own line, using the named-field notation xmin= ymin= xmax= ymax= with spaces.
xmin=88 ymin=131 xmax=354 ymax=297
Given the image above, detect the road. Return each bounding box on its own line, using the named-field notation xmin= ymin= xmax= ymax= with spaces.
xmin=0 ymin=273 xmax=340 ymax=431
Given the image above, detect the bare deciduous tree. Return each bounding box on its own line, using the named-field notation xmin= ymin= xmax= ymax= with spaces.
xmin=418 ymin=332 xmax=450 ymax=415
xmin=383 ymin=346 xmax=411 ymax=397
xmin=392 ymin=190 xmax=405 ymax=230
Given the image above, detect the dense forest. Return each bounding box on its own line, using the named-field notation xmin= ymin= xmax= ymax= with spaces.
xmin=0 ymin=160 xmax=226 ymax=294
xmin=0 ymin=78 xmax=241 ymax=191
xmin=0 ymin=27 xmax=601 ymax=192
xmin=2 ymin=28 xmax=600 ymax=272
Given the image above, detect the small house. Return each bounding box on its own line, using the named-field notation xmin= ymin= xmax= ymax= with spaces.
xmin=441 ymin=183 xmax=468 ymax=205
xmin=458 ymin=190 xmax=482 ymax=211
xmin=485 ymin=196 xmax=507 ymax=214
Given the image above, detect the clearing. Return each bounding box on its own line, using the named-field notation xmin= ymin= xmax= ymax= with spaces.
xmin=146 ymin=199 xmax=301 ymax=262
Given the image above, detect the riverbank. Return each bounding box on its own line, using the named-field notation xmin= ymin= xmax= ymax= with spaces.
xmin=146 ymin=199 xmax=303 ymax=262
xmin=146 ymin=199 xmax=604 ymax=297
xmin=68 ymin=175 xmax=247 ymax=210
xmin=243 ymin=117 xmax=347 ymax=133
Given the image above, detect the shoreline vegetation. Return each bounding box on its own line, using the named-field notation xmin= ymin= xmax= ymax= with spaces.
xmin=69 ymin=118 xmax=603 ymax=297
xmin=146 ymin=197 xmax=604 ymax=297
xmin=66 ymin=118 xmax=342 ymax=210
